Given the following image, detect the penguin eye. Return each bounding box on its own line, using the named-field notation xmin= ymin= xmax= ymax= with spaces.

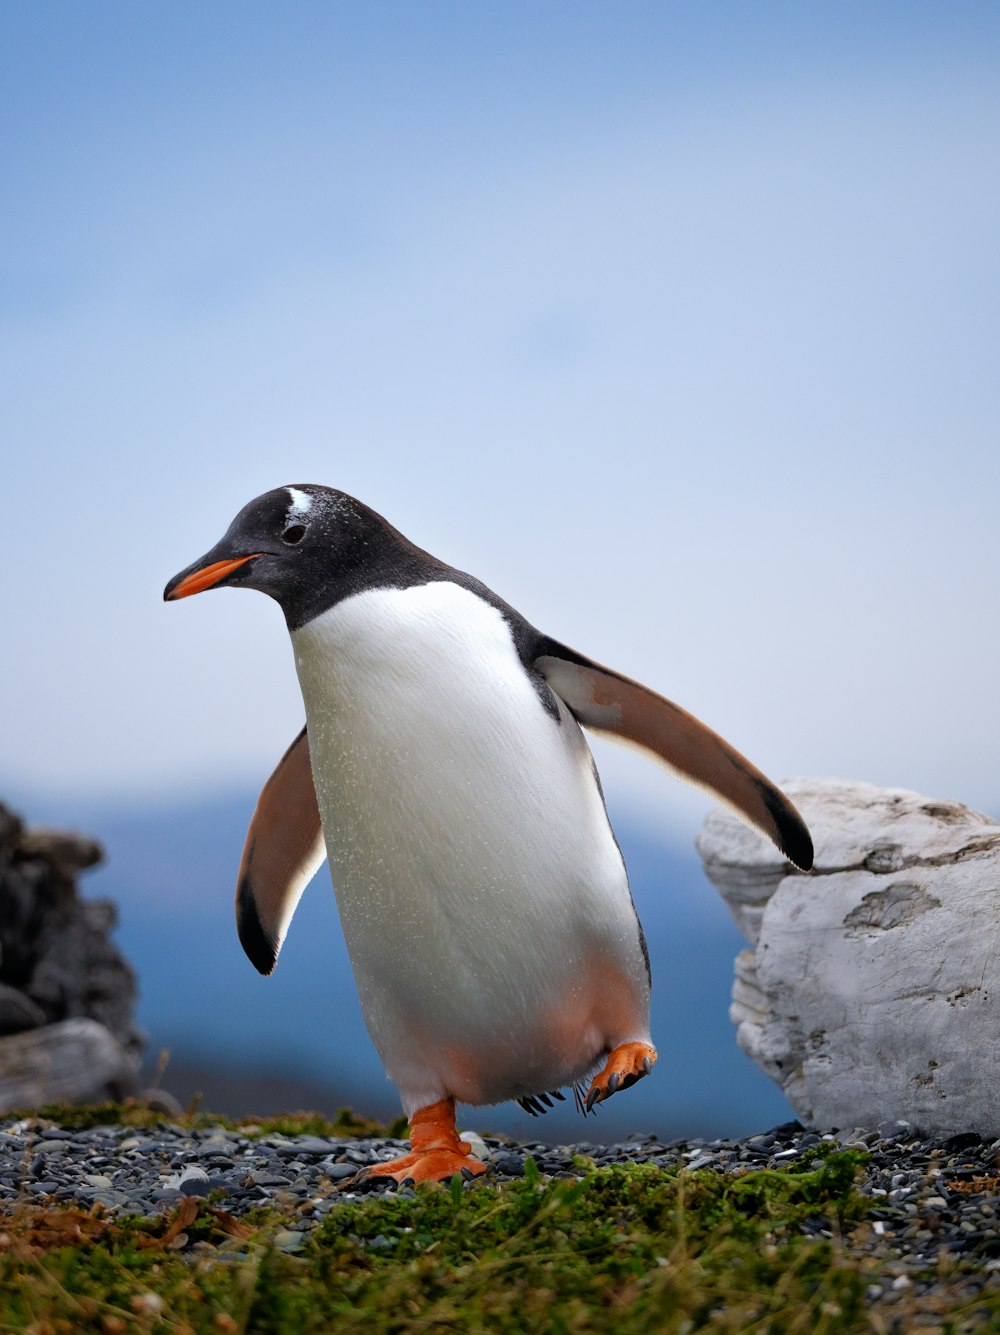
xmin=282 ymin=524 xmax=307 ymax=546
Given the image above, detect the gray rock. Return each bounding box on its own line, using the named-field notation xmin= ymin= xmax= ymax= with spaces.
xmin=0 ymin=984 xmax=46 ymax=1035
xmin=696 ymin=778 xmax=1000 ymax=1137
xmin=17 ymin=829 xmax=103 ymax=875
xmin=326 ymin=1162 xmax=358 ymax=1181
xmin=0 ymin=1017 xmax=139 ymax=1111
xmin=273 ymin=1135 xmax=335 ymax=1156
xmin=0 ymin=798 xmax=145 ymax=1081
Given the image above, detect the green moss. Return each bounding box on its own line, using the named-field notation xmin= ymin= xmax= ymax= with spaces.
xmin=0 ymin=1138 xmax=996 ymax=1332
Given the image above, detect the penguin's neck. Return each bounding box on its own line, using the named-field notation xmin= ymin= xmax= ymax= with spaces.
xmin=290 ymin=580 xmax=520 ymax=718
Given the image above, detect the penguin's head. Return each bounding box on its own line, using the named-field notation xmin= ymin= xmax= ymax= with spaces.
xmin=164 ymin=484 xmax=413 ymax=628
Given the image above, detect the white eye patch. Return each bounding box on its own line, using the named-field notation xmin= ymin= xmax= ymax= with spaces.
xmin=285 ymin=487 xmax=313 ymax=519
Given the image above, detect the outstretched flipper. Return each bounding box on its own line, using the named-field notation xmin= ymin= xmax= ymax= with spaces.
xmin=236 ymin=727 xmax=327 ymax=974
xmin=535 ymin=644 xmax=813 ymax=871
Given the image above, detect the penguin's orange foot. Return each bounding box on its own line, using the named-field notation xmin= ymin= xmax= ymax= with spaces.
xmin=360 ymin=1147 xmax=488 ymax=1185
xmin=584 ymin=1041 xmax=657 ymax=1112
xmin=357 ymin=1096 xmax=488 ymax=1185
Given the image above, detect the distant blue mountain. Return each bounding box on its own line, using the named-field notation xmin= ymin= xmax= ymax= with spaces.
xmin=59 ymin=790 xmax=794 ymax=1141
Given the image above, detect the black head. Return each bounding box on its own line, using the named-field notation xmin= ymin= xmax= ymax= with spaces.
xmin=163 ymin=485 xmax=434 ymax=629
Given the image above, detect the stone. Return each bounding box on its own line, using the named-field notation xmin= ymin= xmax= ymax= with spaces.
xmin=0 ymin=797 xmax=145 ymax=1110
xmin=0 ymin=983 xmax=46 ymax=1036
xmin=696 ymin=778 xmax=1000 ymax=1138
xmin=0 ymin=1017 xmax=139 ymax=1109
xmin=326 ymin=1163 xmax=358 ymax=1181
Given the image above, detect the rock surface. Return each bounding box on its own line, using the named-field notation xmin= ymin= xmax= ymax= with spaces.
xmin=697 ymin=778 xmax=1000 ymax=1138
xmin=0 ymin=1018 xmax=139 ymax=1108
xmin=0 ymin=800 xmax=143 ymax=1110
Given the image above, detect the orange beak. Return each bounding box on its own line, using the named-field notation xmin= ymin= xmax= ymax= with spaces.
xmin=165 ymin=554 xmax=260 ymax=600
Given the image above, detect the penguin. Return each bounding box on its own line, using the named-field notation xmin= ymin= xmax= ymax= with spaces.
xmin=164 ymin=485 xmax=812 ymax=1183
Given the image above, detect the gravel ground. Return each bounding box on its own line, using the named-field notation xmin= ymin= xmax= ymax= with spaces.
xmin=2 ymin=1114 xmax=999 ymax=1293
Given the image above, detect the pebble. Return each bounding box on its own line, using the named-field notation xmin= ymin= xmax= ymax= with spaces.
xmin=2 ymin=1112 xmax=1000 ymax=1307
xmin=326 ymin=1163 xmax=358 ymax=1182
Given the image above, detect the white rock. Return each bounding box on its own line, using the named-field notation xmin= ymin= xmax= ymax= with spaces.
xmin=458 ymin=1130 xmax=492 ymax=1162
xmin=696 ymin=778 xmax=1000 ymax=1137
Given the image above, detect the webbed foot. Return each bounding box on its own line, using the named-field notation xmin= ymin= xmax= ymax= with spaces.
xmin=584 ymin=1041 xmax=657 ymax=1112
xmin=358 ymin=1096 xmax=488 ymax=1184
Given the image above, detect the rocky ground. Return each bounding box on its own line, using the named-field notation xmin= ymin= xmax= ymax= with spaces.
xmin=3 ymin=1113 xmax=1000 ymax=1290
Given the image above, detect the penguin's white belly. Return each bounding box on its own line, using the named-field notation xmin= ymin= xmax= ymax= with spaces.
xmin=291 ymin=582 xmax=650 ymax=1112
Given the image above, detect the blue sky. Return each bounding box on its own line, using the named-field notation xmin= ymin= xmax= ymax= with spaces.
xmin=3 ymin=2 xmax=999 ymax=837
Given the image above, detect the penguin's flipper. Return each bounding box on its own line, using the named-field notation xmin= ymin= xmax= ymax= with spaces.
xmin=535 ymin=646 xmax=813 ymax=871
xmin=235 ymin=727 xmax=327 ymax=975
